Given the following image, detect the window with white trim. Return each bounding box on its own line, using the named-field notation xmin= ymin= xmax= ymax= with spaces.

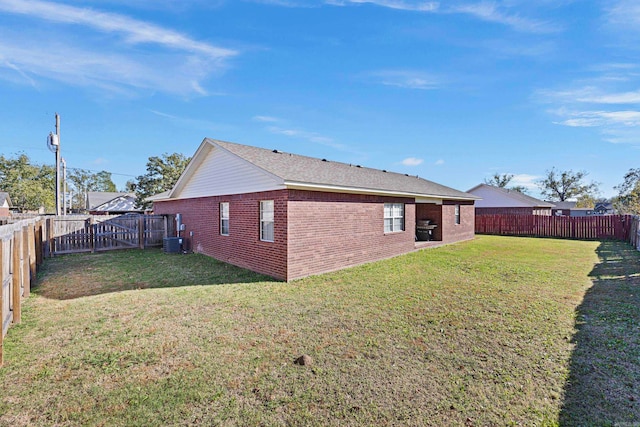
xmin=220 ymin=202 xmax=229 ymax=235
xmin=260 ymin=200 xmax=274 ymax=242
xmin=455 ymin=204 xmax=461 ymax=225
xmin=384 ymin=203 xmax=404 ymax=233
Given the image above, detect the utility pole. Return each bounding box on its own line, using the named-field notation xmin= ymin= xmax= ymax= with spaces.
xmin=47 ymin=114 xmax=62 ymax=215
xmin=61 ymin=157 xmax=67 ymax=216
xmin=54 ymin=114 xmax=61 ymax=216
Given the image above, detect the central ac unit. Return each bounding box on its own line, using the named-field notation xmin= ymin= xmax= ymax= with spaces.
xmin=163 ymin=237 xmax=182 ymax=254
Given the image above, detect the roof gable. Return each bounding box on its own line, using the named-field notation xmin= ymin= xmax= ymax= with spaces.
xmin=467 ymin=184 xmax=554 ymax=208
xmin=87 ymin=192 xmax=133 ymax=210
xmin=0 ymin=192 xmax=11 ymax=208
xmin=93 ymin=195 xmax=141 ymax=213
xmin=169 ymin=141 xmax=285 ymax=199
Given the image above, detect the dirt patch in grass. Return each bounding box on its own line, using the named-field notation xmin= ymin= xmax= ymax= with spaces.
xmin=0 ymin=236 xmax=637 ymax=426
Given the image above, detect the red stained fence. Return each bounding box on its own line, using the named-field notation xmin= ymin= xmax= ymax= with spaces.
xmin=476 ymin=214 xmax=637 ymax=242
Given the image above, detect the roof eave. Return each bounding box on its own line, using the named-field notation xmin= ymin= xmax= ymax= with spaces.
xmin=285 ymin=181 xmax=478 ymax=201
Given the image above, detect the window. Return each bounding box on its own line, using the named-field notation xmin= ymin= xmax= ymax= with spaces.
xmin=384 ymin=203 xmax=404 ymax=233
xmin=455 ymin=204 xmax=461 ymax=225
xmin=220 ymin=202 xmax=229 ymax=235
xmin=260 ymin=200 xmax=274 ymax=242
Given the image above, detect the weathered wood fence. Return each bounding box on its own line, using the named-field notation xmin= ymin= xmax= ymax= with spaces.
xmin=629 ymin=215 xmax=640 ymax=251
xmin=476 ymin=214 xmax=636 ymax=242
xmin=0 ymin=217 xmax=44 ymax=366
xmin=47 ymin=214 xmax=167 ymax=255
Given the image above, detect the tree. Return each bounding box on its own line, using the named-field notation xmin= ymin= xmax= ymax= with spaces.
xmin=484 ymin=173 xmax=527 ymax=194
xmin=0 ymin=153 xmax=55 ymax=212
xmin=613 ymin=168 xmax=640 ymax=215
xmin=134 ymin=153 xmax=191 ymax=210
xmin=575 ymin=194 xmax=597 ymax=209
xmin=537 ymin=168 xmax=599 ymax=202
xmin=123 ymin=180 xmax=137 ymax=193
xmin=67 ymin=168 xmax=117 ymax=212
xmin=485 ymin=173 xmax=513 ymax=188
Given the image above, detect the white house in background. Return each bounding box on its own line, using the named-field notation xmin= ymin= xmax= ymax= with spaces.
xmin=467 ymin=184 xmax=555 ymax=216
xmin=0 ymin=192 xmax=12 ymax=216
xmin=86 ymin=192 xmax=143 ymax=215
xmin=552 ymin=201 xmax=615 ymax=217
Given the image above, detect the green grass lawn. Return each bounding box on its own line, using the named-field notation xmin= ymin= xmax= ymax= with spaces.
xmin=0 ymin=235 xmax=638 ymax=426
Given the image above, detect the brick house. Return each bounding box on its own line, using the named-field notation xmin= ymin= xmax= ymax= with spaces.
xmin=467 ymin=184 xmax=555 ymax=216
xmin=152 ymin=138 xmax=478 ymax=281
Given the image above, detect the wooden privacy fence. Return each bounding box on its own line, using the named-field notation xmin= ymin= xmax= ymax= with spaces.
xmin=0 ymin=217 xmax=44 ymax=366
xmin=48 ymin=214 xmax=167 ymax=255
xmin=476 ymin=214 xmax=635 ymax=241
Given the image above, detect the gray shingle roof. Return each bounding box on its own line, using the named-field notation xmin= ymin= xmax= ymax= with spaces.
xmin=210 ymin=139 xmax=476 ymax=200
xmin=467 ymin=184 xmax=554 ymax=208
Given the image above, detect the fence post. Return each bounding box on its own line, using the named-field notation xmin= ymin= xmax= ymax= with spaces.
xmin=46 ymin=217 xmax=54 ymax=258
xmin=138 ymin=215 xmax=145 ymax=249
xmin=12 ymin=230 xmax=21 ymax=325
xmin=89 ymin=217 xmax=95 ymax=254
xmin=22 ymin=226 xmax=30 ymax=298
xmin=0 ymin=239 xmax=4 ymax=367
xmin=28 ymin=223 xmax=36 ymax=284
xmin=35 ymin=220 xmax=43 ymax=268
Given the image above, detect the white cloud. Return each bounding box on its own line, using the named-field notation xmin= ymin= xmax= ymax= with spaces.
xmin=0 ymin=0 xmax=235 ymax=59
xmin=510 ymin=173 xmax=540 ymax=191
xmin=266 ymin=126 xmax=347 ymax=149
xmin=150 ymin=109 xmax=224 ymax=131
xmin=401 ymin=157 xmax=424 ymax=166
xmin=0 ymin=0 xmax=237 ymax=96
xmin=327 ymin=0 xmax=438 ymax=12
xmin=368 ymin=70 xmax=441 ymax=90
xmin=325 ymin=0 xmax=557 ymax=33
xmin=253 ymin=115 xmax=280 ymax=122
xmin=607 ymin=0 xmax=640 ymax=29
xmin=435 ymin=159 xmax=444 ymax=165
xmin=449 ymin=3 xmax=559 ymax=34
xmin=556 ymin=110 xmax=640 ymax=128
xmin=538 ymin=63 xmax=640 ymax=146
xmin=577 ymin=91 xmax=640 ymax=104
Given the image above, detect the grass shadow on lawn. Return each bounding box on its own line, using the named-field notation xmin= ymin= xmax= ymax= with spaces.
xmin=34 ymin=248 xmax=275 ymax=300
xmin=560 ymin=240 xmax=640 ymax=425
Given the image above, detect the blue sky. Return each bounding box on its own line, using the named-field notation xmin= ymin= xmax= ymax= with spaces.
xmin=0 ymin=0 xmax=638 ymax=199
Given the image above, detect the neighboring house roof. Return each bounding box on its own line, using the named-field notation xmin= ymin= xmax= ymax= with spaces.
xmin=145 ymin=190 xmax=171 ymax=203
xmin=159 ymin=138 xmax=478 ymax=202
xmin=467 ymin=184 xmax=555 ymax=208
xmin=87 ymin=192 xmax=141 ymax=213
xmin=552 ymin=201 xmax=577 ymax=210
xmin=0 ymin=192 xmax=11 ymax=208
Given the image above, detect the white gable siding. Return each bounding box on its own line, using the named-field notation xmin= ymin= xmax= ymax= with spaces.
xmin=1 ymin=200 xmax=7 ymax=208
xmin=174 ymin=146 xmax=284 ymax=199
xmin=471 ymin=186 xmax=530 ymax=208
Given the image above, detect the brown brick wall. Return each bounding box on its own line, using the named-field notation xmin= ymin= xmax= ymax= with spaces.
xmin=441 ymin=201 xmax=475 ymax=244
xmin=153 ymin=190 xmax=289 ymax=280
xmin=286 ymin=190 xmax=416 ymax=280
xmin=155 ymin=190 xmax=475 ymax=281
